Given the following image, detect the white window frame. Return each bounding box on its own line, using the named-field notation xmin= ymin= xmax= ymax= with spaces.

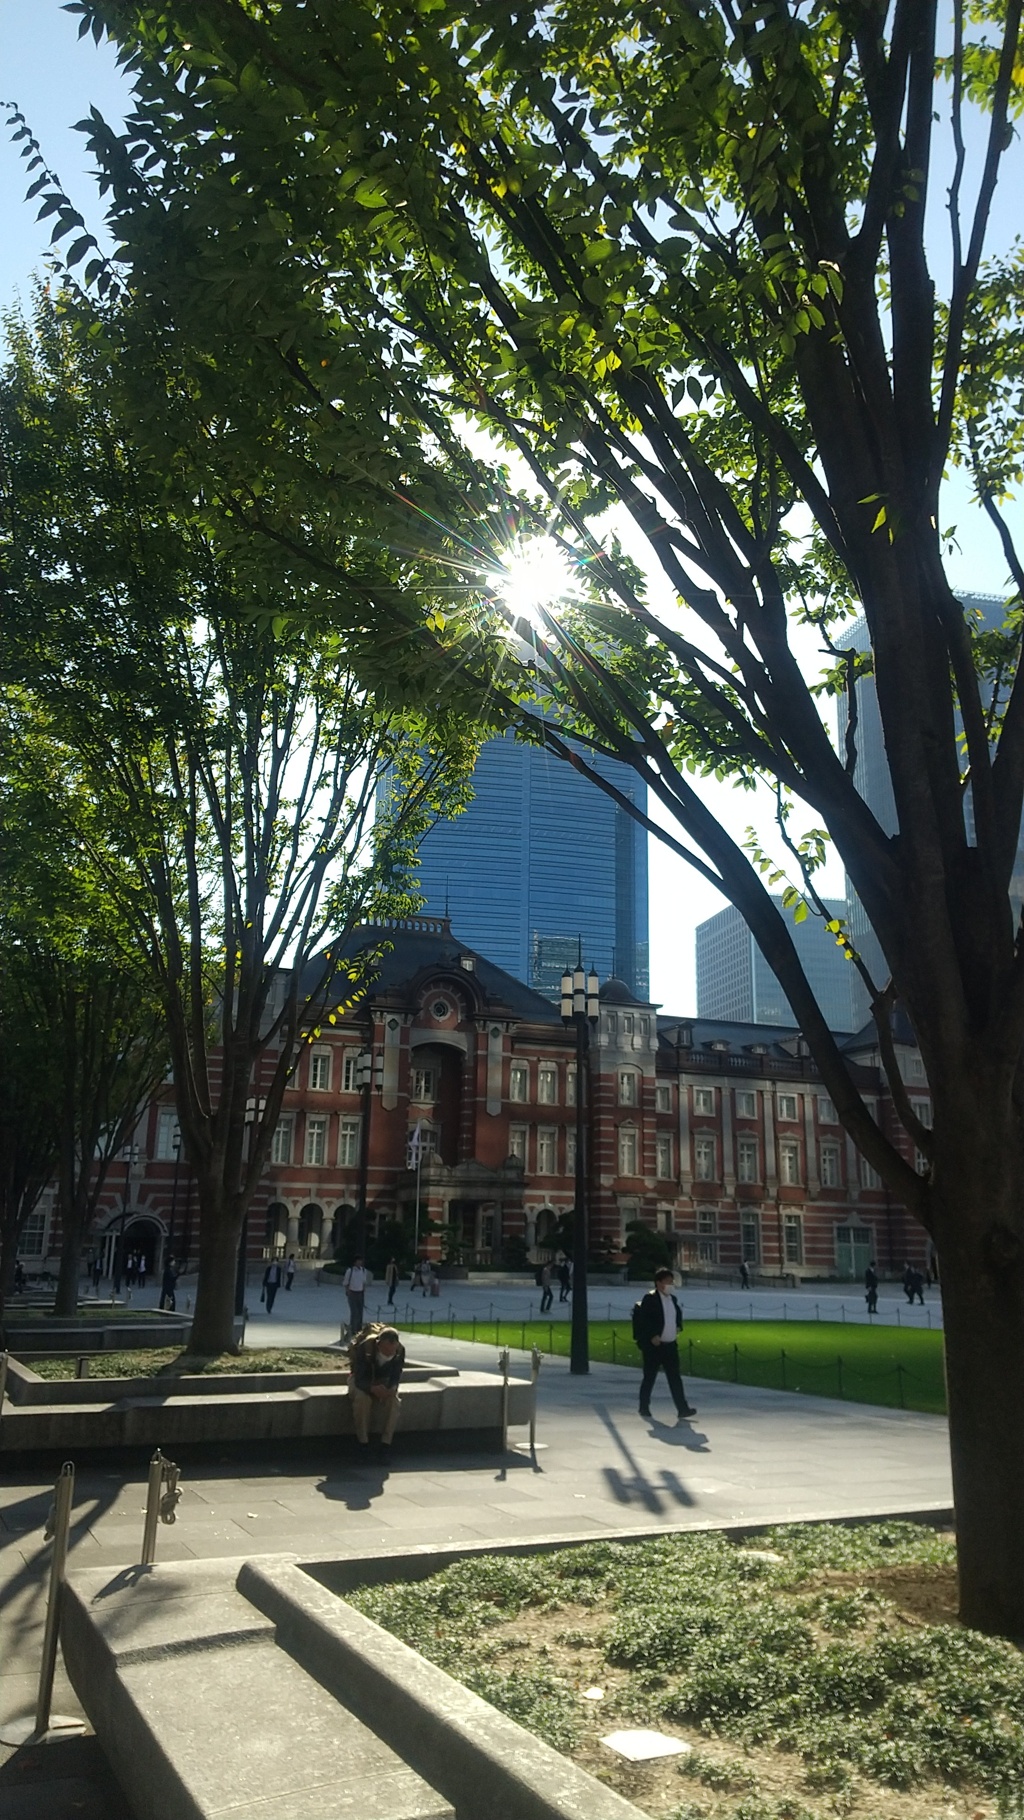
xmin=537 ymin=1064 xmax=558 ymax=1105
xmin=617 ymin=1124 xmax=639 ymax=1176
xmin=304 ymin=1115 xmax=328 ymax=1167
xmin=741 ymin=1213 xmax=761 ymax=1264
xmin=817 ymin=1095 xmax=837 ymax=1123
xmin=342 ymin=1049 xmax=361 ymax=1094
xmin=735 ymin=1089 xmax=756 ymax=1119
xmin=820 ymin=1140 xmax=842 ymax=1188
xmin=655 ymin=1083 xmax=671 ymax=1113
xmin=777 ymin=1092 xmax=798 ymax=1121
xmin=309 ymin=1046 xmax=332 ymax=1092
xmin=17 ymin=1206 xmax=48 ymax=1258
xmin=155 ymin=1108 xmax=180 ymax=1161
xmin=778 ymin=1138 xmax=802 ymax=1185
xmin=859 ymin=1155 xmax=881 ymax=1189
xmin=737 ymin=1135 xmax=759 ymax=1183
xmin=508 ymin=1123 xmax=528 ymax=1163
xmin=509 ymin=1062 xmax=529 ymax=1103
xmin=566 ymin=1128 xmax=577 ymax=1174
xmin=655 ymin=1133 xmax=673 ymax=1179
xmin=618 ymin=1068 xmax=639 ymax=1107
xmin=537 ymin=1126 xmax=558 ymax=1175
xmin=622 ymin=1013 xmax=635 ymax=1037
xmin=270 ymin=1116 xmax=294 ymax=1165
xmin=411 ymin=1064 xmax=437 ymax=1103
xmin=697 ymin=1208 xmax=717 ymax=1235
xmin=694 ymin=1135 xmax=716 ymax=1181
xmin=338 ymin=1117 xmax=361 ymax=1168
xmin=784 ymin=1213 xmax=804 ymax=1266
xmin=693 ymin=1086 xmax=715 ymax=1115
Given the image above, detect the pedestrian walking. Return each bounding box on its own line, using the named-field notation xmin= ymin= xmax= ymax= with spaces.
xmin=864 ymin=1259 xmax=879 ymax=1315
xmin=160 ymin=1257 xmax=178 ymax=1312
xmin=91 ymin=1254 xmax=102 ymax=1290
xmin=262 ymin=1258 xmax=283 ymax=1313
xmin=384 ymin=1257 xmax=400 ymax=1306
xmin=739 ymin=1260 xmax=750 ymax=1290
xmin=909 ymin=1267 xmax=925 ymax=1305
xmin=557 ymin=1258 xmax=571 ymax=1303
xmin=343 ymin=1256 xmax=370 ymax=1333
xmin=539 ymin=1262 xmax=554 ymax=1313
xmin=902 ymin=1261 xmax=915 ymax=1304
xmin=137 ymin=1254 xmax=147 ymax=1290
xmin=285 ymin=1253 xmax=296 ymax=1291
xmin=633 ymin=1266 xmax=697 ymax=1422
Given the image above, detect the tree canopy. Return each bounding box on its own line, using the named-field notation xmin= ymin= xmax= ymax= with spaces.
xmin=12 ymin=0 xmax=1024 ymax=1630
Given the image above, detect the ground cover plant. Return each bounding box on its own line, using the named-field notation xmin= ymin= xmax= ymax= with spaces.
xmin=349 ymin=1524 xmax=1024 ymax=1819
xmin=25 ymin=1346 xmax=343 ymax=1380
xmin=396 ymin=1315 xmax=948 ymax=1416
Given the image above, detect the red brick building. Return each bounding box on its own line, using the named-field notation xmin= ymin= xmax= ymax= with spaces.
xmin=24 ymin=917 xmax=930 ymax=1283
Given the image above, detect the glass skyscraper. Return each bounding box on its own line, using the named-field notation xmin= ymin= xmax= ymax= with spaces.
xmin=413 ymin=733 xmax=649 ymax=1001
xmin=837 ymin=595 xmax=1018 ymax=1026
xmin=695 ymin=898 xmax=855 ymax=1031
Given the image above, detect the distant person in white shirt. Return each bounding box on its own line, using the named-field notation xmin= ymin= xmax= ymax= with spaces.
xmin=343 ymin=1257 xmax=370 ymax=1333
xmin=632 ymin=1267 xmax=697 ymax=1422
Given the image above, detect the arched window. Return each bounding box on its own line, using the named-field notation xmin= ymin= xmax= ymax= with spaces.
xmin=298 ymin=1203 xmax=323 ymax=1250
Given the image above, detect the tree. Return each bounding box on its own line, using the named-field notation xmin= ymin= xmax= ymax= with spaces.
xmin=1 ymin=296 xmax=477 ymax=1354
xmin=0 ymin=951 xmax=58 ymax=1323
xmin=0 ymin=693 xmax=170 ymax=1314
xmin=38 ymin=1 xmax=1024 ymax=1632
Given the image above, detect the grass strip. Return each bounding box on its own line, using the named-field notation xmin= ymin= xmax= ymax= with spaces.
xmin=399 ymin=1314 xmax=947 ymax=1415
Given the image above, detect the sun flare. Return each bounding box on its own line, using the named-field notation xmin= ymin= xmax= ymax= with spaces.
xmin=489 ymin=535 xmax=578 ymax=628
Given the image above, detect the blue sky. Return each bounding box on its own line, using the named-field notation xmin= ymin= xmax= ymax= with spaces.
xmin=2 ymin=1 xmax=1022 ymax=1013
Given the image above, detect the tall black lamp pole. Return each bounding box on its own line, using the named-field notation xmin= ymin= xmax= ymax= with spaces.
xmin=235 ymin=1095 xmax=265 ymax=1319
xmin=561 ymin=958 xmax=600 ymax=1375
xmin=114 ymin=1143 xmax=139 ymax=1296
xmin=354 ymin=1036 xmax=383 ymax=1258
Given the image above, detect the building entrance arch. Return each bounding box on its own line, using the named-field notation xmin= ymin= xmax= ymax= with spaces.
xmin=123 ymin=1216 xmax=166 ymax=1281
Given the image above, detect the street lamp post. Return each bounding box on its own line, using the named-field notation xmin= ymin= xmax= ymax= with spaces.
xmin=113 ymin=1144 xmax=140 ymax=1297
xmin=235 ymin=1096 xmax=266 ymax=1320
xmin=354 ymin=1039 xmax=383 ymax=1258
xmin=561 ymin=959 xmax=600 ymax=1375
xmin=167 ymin=1128 xmax=182 ymax=1257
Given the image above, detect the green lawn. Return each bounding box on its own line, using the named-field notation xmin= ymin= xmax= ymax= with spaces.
xmin=398 ymin=1312 xmax=947 ymax=1415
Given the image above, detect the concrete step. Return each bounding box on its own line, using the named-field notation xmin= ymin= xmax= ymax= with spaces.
xmin=61 ymin=1558 xmax=453 ymax=1820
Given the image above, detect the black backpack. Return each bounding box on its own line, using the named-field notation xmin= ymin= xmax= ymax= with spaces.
xmin=631 ymin=1299 xmax=646 ymax=1344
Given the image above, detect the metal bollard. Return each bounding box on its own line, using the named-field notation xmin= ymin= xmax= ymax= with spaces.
xmin=0 ymin=1462 xmax=86 ymax=1746
xmin=499 ymin=1347 xmax=510 ymax=1452
xmin=140 ymin=1449 xmax=182 ymax=1565
xmin=529 ymin=1345 xmax=542 ymax=1452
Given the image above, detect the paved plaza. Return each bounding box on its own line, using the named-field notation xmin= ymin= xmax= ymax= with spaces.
xmin=0 ymin=1274 xmax=952 ymax=1815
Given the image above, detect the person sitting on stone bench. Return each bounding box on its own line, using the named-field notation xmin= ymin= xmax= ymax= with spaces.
xmin=350 ymin=1325 xmax=405 ymax=1453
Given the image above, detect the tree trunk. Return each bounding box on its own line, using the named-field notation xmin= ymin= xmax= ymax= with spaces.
xmin=188 ymin=1191 xmax=244 ymax=1356
xmin=934 ymin=1094 xmax=1024 ymax=1638
xmin=53 ymin=1225 xmax=84 ymax=1317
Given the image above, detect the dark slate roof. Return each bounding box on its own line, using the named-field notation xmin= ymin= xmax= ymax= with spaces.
xmin=840 ymin=1004 xmax=920 ymax=1052
xmin=657 ymin=1014 xmax=802 ymax=1058
xmin=599 ymin=976 xmax=639 ymax=1005
xmin=312 ymin=918 xmax=563 ymax=1025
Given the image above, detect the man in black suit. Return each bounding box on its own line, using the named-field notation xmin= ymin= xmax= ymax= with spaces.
xmin=634 ymin=1267 xmax=697 ymax=1421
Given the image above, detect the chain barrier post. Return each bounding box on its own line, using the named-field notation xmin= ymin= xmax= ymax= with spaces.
xmin=140 ymin=1449 xmax=182 ymax=1565
xmin=499 ymin=1347 xmax=510 ymax=1453
xmin=837 ymin=1356 xmax=845 ymax=1398
xmin=529 ymin=1345 xmax=542 ymax=1453
xmin=0 ymin=1462 xmax=87 ymax=1746
xmin=0 ymin=1348 xmax=8 ymax=1432
xmin=780 ymin=1350 xmax=787 ymax=1392
xmin=897 ymin=1363 xmax=906 ymax=1409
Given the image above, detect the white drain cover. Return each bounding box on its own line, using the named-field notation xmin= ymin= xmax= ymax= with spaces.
xmin=600 ymin=1730 xmax=692 ymax=1762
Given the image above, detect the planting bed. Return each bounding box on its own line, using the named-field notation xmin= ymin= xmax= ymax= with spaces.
xmin=27 ymin=1345 xmax=344 ymax=1380
xmin=350 ymin=1523 xmax=1024 ymax=1820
